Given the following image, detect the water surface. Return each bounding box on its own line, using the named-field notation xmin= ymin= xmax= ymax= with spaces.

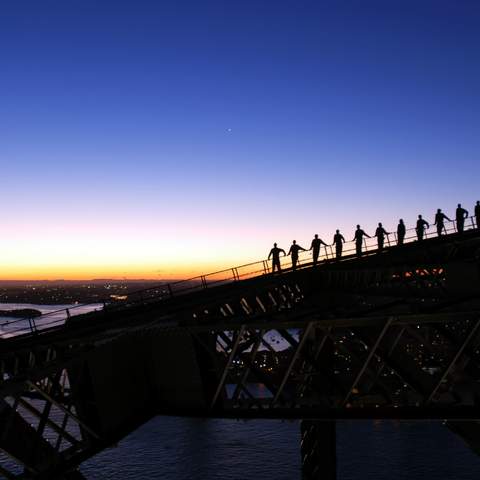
xmin=81 ymin=417 xmax=480 ymax=479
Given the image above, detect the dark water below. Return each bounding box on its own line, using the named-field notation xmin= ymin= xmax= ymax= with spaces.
xmin=80 ymin=418 xmax=480 ymax=479
xmin=3 ymin=303 xmax=479 ymax=478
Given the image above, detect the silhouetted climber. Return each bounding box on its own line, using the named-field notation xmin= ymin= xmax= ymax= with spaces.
xmin=475 ymin=201 xmax=480 ymax=229
xmin=288 ymin=240 xmax=306 ymax=270
xmin=456 ymin=203 xmax=469 ymax=233
xmin=416 ymin=215 xmax=429 ymax=241
xmin=352 ymin=225 xmax=371 ymax=256
xmin=397 ymin=219 xmax=406 ymax=245
xmin=374 ymin=223 xmax=390 ymax=251
xmin=333 ymin=229 xmax=345 ymax=259
xmin=309 ymin=234 xmax=328 ymax=266
xmin=268 ymin=243 xmax=286 ymax=273
xmin=433 ymin=208 xmax=451 ymax=237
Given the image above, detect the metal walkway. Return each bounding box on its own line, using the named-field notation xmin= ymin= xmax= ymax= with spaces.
xmin=0 ymin=217 xmax=480 ymax=479
xmin=1 ymin=216 xmax=477 ymax=339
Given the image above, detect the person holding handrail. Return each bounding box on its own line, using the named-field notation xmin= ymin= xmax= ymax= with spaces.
xmin=288 ymin=240 xmax=306 ymax=270
xmin=310 ymin=234 xmax=328 ymax=266
xmin=456 ymin=203 xmax=469 ymax=233
xmin=374 ymin=223 xmax=390 ymax=251
xmin=352 ymin=225 xmax=371 ymax=256
xmin=333 ymin=229 xmax=345 ymax=259
xmin=433 ymin=208 xmax=451 ymax=237
xmin=416 ymin=214 xmax=429 ymax=240
xmin=475 ymin=201 xmax=480 ymax=229
xmin=268 ymin=243 xmax=286 ymax=273
xmin=397 ymin=219 xmax=406 ymax=245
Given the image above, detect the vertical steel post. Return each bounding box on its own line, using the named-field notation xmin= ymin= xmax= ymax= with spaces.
xmin=300 ymin=325 xmax=337 ymax=479
xmin=263 ymin=260 xmax=269 ymax=275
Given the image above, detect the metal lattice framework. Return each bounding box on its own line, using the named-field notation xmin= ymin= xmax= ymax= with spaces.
xmin=185 ymin=312 xmax=480 ymax=416
xmin=0 ymin=228 xmax=479 ymax=478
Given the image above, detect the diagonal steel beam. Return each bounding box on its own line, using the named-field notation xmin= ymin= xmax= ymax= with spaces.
xmin=215 ymin=329 xmax=280 ymax=400
xmin=26 ymin=381 xmax=100 ymax=440
xmin=17 ymin=397 xmax=79 ymax=447
xmin=341 ymin=316 xmax=394 ymax=406
xmin=191 ymin=330 xmax=264 ymax=408
xmin=55 ymin=409 xmax=72 ymax=452
xmin=278 ymin=326 xmax=347 ymax=402
xmin=296 ymin=327 xmax=333 ymax=399
xmin=348 ymin=324 xmax=434 ymax=399
xmin=210 ymin=325 xmax=246 ymax=409
xmin=334 ymin=339 xmax=394 ymax=402
xmin=35 ymin=370 xmax=63 ymax=462
xmin=272 ymin=322 xmax=314 ymax=405
xmin=231 ymin=329 xmax=266 ymax=403
xmin=430 ymin=323 xmax=480 ymax=373
xmin=427 ymin=318 xmax=480 ymax=404
xmin=363 ymin=326 xmax=406 ymax=395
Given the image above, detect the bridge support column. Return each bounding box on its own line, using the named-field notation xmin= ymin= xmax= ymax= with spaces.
xmin=300 ymin=420 xmax=336 ymax=479
xmin=61 ymin=470 xmax=87 ymax=479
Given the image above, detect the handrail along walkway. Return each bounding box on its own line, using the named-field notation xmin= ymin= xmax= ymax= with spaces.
xmin=1 ymin=215 xmax=478 ymax=338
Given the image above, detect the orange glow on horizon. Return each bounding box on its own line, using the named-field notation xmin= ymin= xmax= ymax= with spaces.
xmin=0 ymin=261 xmax=247 ymax=281
xmin=0 ymin=231 xmax=270 ymax=281
xmin=0 ymin=254 xmax=270 ymax=282
xmin=0 ymin=217 xmax=353 ymax=281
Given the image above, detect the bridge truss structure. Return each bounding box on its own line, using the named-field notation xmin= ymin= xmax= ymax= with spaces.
xmin=0 ymin=221 xmax=480 ymax=478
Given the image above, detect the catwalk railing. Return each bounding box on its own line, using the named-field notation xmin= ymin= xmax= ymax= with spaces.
xmin=1 ymin=215 xmax=477 ymax=338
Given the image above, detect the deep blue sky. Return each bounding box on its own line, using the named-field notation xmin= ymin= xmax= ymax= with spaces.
xmin=1 ymin=1 xmax=479 ymax=278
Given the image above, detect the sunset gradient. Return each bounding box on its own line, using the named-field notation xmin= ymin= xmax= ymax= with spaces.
xmin=1 ymin=1 xmax=480 ymax=280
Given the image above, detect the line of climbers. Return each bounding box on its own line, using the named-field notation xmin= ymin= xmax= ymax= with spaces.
xmin=268 ymin=201 xmax=480 ymax=273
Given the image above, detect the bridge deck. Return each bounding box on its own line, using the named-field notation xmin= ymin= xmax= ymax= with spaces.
xmin=0 ymin=226 xmax=480 ymax=478
xmin=2 ymin=225 xmax=479 ymax=348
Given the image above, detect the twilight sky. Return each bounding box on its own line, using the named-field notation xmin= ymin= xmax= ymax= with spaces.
xmin=1 ymin=0 xmax=479 ymax=280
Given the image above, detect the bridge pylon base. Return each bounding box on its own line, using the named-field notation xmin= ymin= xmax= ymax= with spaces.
xmin=300 ymin=420 xmax=336 ymax=479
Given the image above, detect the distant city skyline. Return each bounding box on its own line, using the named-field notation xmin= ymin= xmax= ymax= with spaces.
xmin=1 ymin=1 xmax=479 ymax=280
